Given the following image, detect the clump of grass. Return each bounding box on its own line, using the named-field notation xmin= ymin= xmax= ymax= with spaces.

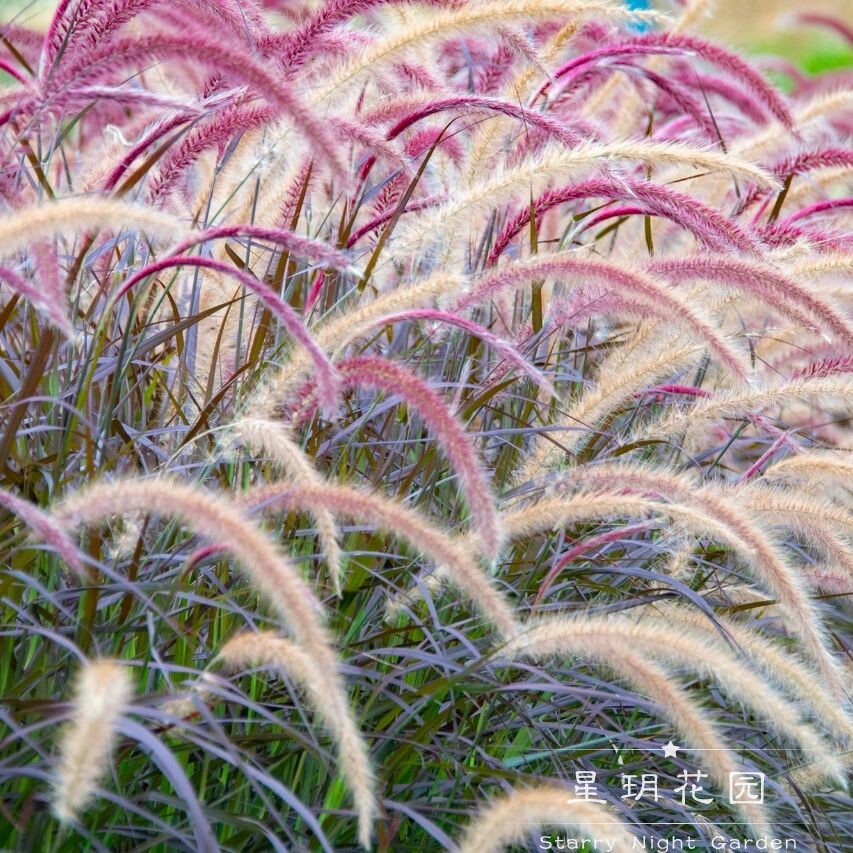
xmin=0 ymin=0 xmax=850 ymax=850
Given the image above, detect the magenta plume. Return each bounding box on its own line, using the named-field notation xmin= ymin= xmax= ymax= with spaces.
xmin=278 ymin=0 xmax=460 ymax=72
xmin=554 ymin=32 xmax=795 ymax=130
xmin=46 ymin=33 xmax=345 ymax=174
xmin=296 ymin=355 xmax=500 ymax=559
xmin=488 ymin=176 xmax=760 ymax=261
xmin=796 ymin=13 xmax=853 ymax=44
xmin=534 ymin=522 xmax=654 ymax=606
xmin=648 ymin=256 xmax=853 ymax=348
xmin=780 ymin=197 xmax=853 ymax=227
xmin=0 ymin=487 xmax=86 ymax=576
xmin=791 ymin=356 xmax=853 ymax=381
xmin=675 ymin=68 xmax=772 ymax=125
xmin=375 ymin=94 xmax=593 ymax=148
xmin=171 ymin=225 xmax=353 ymax=271
xmin=101 ymin=112 xmax=195 ymax=191
xmin=657 ymin=33 xmax=795 ymax=130
xmin=740 ymin=147 xmax=853 ymax=213
xmin=147 ymin=104 xmax=275 ymax=203
xmin=0 ymin=264 xmax=75 ymax=339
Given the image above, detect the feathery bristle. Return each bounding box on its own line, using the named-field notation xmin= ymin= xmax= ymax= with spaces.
xmin=217 ymin=631 xmax=376 ymax=848
xmin=457 ymin=784 xmax=640 ymax=853
xmin=53 ymin=660 xmax=132 ymax=823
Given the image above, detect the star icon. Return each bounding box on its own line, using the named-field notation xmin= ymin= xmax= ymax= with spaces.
xmin=661 ymin=740 xmax=680 ymax=759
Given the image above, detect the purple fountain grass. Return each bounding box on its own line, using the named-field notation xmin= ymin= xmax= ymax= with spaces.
xmin=533 ymin=521 xmax=654 ymax=606
xmin=533 ymin=41 xmax=685 ymax=100
xmin=658 ymin=34 xmax=793 ymax=131
xmin=550 ymin=466 xmax=847 ymax=697
xmin=625 ymin=32 xmax=794 ymax=130
xmin=245 ymin=480 xmax=518 ymax=638
xmin=277 ymin=0 xmax=461 ymax=73
xmin=147 ymin=104 xmax=275 ymax=203
xmin=101 ymin=112 xmax=198 ymax=191
xmin=576 ymin=203 xmax=652 ymax=233
xmin=780 ymin=197 xmax=853 ymax=226
xmin=674 ymin=67 xmax=772 ymax=126
xmin=52 ymin=659 xmax=133 ymax=824
xmin=1 ymin=2 xmax=850 ymax=848
xmin=229 ymin=417 xmax=344 ymax=596
xmin=792 ymin=68 xmax=853 ymax=101
xmin=56 ymin=0 xmax=160 ymax=60
xmin=658 ymin=604 xmax=853 ymax=743
xmin=111 ymin=255 xmax=341 ymax=414
xmin=654 ymin=114 xmax=749 ymax=146
xmin=493 ymin=25 xmax=546 ymax=77
xmin=738 ymin=432 xmax=791 ymax=482
xmin=488 ymin=176 xmax=761 ymax=261
xmin=39 ymin=32 xmax=346 ymax=175
xmin=503 ymin=613 xmax=845 ymax=788
xmin=171 ymin=224 xmax=353 ymax=271
xmin=0 ymin=197 xmax=185 ymax=256
xmin=147 ymin=0 xmax=267 ymax=45
xmin=368 ymin=308 xmax=555 ymax=394
xmin=608 ymin=72 xmax=706 ymax=134
xmin=346 ymin=195 xmax=444 ymax=247
xmin=370 ymin=93 xmax=595 ymax=149
xmin=796 ymin=12 xmax=853 ymax=44
xmin=216 ymin=630 xmax=376 ymax=848
xmin=354 ymin=91 xmax=599 ymax=185
xmin=0 ymin=58 xmax=27 ymax=84
xmin=0 ymin=263 xmax=74 ymax=338
xmin=623 ymin=63 xmax=722 ymax=143
xmin=791 ymin=355 xmax=853 ymax=381
xmin=293 ymin=354 xmax=500 ymax=558
xmin=473 ymin=41 xmax=514 ymax=93
xmin=547 ymin=285 xmax=655 ymax=327
xmin=276 ymin=158 xmax=316 ymax=227
xmin=740 ymin=147 xmax=853 ymax=215
xmin=782 ymin=218 xmax=852 ymax=249
xmin=331 ymin=117 xmax=413 ymax=178
xmin=63 ymin=85 xmax=204 ymax=114
xmin=638 ymin=383 xmax=713 ymax=399
xmin=393 ymin=59 xmax=446 ymax=92
xmin=0 ymin=487 xmax=86 ymax=576
xmin=756 ymin=219 xmax=852 ymax=253
xmin=53 ymin=476 xmax=378 ymax=844
xmin=648 ymin=255 xmax=853 ymax=348
xmin=454 ymin=254 xmax=750 ymax=380
xmin=54 ymin=478 xmax=335 ymax=649
xmin=41 ymin=0 xmax=84 ymax=74
xmin=400 ymin=127 xmax=464 ymax=167
xmin=457 ymin=785 xmax=639 ymax=853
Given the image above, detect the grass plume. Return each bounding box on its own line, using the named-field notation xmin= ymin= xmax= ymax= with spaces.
xmin=52 ymin=660 xmax=132 ymax=824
